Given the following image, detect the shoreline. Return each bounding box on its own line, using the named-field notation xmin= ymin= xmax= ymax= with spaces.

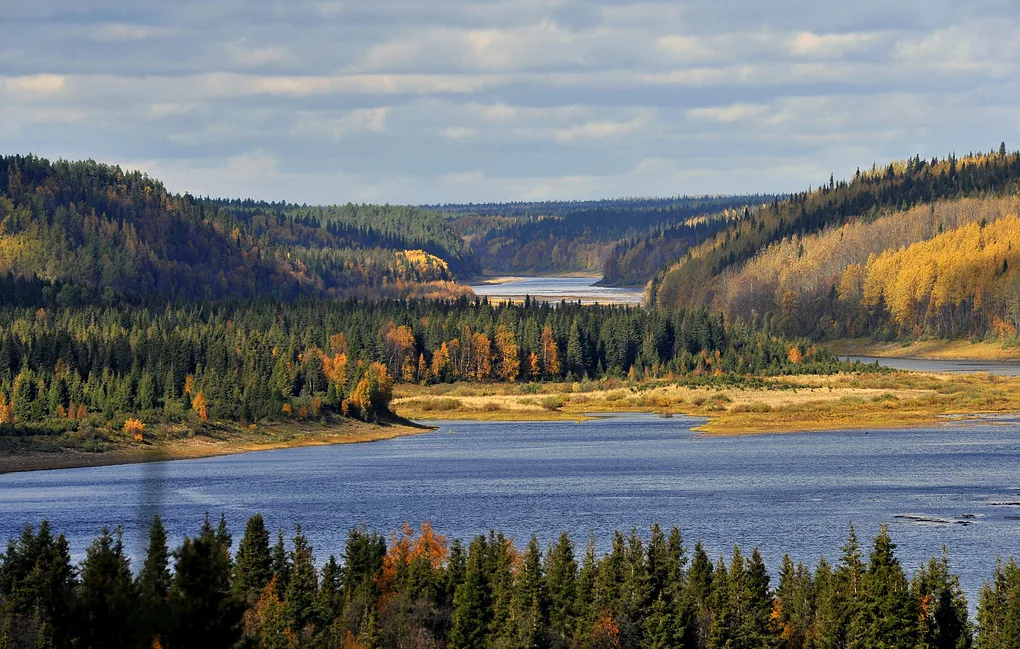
xmin=824 ymin=337 xmax=1020 ymax=362
xmin=392 ymin=371 xmax=1020 ymax=436
xmin=0 ymin=418 xmax=434 ymax=475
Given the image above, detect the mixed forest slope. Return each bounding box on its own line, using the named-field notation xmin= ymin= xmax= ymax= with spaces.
xmin=0 ymin=155 xmax=474 ymax=302
xmin=437 ymin=196 xmax=767 ymax=276
xmin=649 ymin=147 xmax=1020 ymax=341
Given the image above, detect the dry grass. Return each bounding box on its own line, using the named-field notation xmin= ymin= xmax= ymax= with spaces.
xmin=393 ymin=371 xmax=1020 ymax=435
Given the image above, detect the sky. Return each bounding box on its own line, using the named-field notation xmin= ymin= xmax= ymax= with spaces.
xmin=2 ymin=1 xmax=1019 ymax=205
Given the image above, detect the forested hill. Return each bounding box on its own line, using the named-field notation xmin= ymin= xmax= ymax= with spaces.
xmin=650 ymin=147 xmax=1020 ymax=340
xmin=439 ymin=196 xmax=769 ymax=275
xmin=0 ymin=155 xmax=474 ymax=302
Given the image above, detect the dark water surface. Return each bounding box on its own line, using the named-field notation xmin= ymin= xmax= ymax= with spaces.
xmin=2 ymin=414 xmax=1019 ymax=603
xmin=469 ymin=276 xmax=644 ymax=305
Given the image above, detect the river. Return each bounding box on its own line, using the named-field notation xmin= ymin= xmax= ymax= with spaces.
xmin=844 ymin=355 xmax=1020 ymax=376
xmin=469 ymin=276 xmax=644 ymax=305
xmin=1 ymin=413 xmax=1017 ymax=603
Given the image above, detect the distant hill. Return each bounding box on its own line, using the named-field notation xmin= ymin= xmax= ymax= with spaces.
xmin=0 ymin=155 xmax=475 ymax=301
xmin=435 ymin=195 xmax=772 ymax=276
xmin=649 ymin=147 xmax=1020 ymax=340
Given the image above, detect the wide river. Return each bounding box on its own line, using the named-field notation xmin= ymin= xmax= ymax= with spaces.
xmin=1 ymin=414 xmax=1018 ymax=604
xmin=469 ymin=276 xmax=644 ymax=305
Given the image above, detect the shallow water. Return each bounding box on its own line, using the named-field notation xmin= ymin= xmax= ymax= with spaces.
xmin=1 ymin=414 xmax=1018 ymax=604
xmin=845 ymin=355 xmax=1020 ymax=376
xmin=469 ymin=276 xmax=644 ymax=305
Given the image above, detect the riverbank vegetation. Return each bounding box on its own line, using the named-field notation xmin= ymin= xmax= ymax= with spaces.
xmin=0 ymin=283 xmax=865 ymax=447
xmin=4 ymin=516 xmax=1014 ymax=649
xmin=393 ymin=370 xmax=1020 ymax=434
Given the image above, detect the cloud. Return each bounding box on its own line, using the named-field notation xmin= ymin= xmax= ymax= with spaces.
xmin=442 ymin=126 xmax=479 ymax=139
xmin=688 ymin=104 xmax=769 ymax=123
xmin=1 ymin=74 xmax=67 ymax=99
xmin=1 ymin=1 xmax=1018 ymax=203
xmin=787 ymin=31 xmax=878 ymax=58
xmin=91 ymin=23 xmax=178 ymax=42
xmin=554 ymin=116 xmax=648 ymax=142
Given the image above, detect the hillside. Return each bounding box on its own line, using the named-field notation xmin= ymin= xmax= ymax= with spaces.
xmin=437 ymin=196 xmax=767 ymax=275
xmin=649 ymin=147 xmax=1020 ymax=341
xmin=0 ymin=155 xmax=474 ymax=301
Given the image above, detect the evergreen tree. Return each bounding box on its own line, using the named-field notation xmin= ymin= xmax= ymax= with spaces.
xmin=167 ymin=517 xmax=242 ymax=649
xmin=450 ymin=535 xmax=491 ymax=649
xmin=284 ymin=526 xmax=318 ymax=638
xmin=545 ymin=533 xmax=577 ymax=648
xmin=137 ymin=515 xmax=172 ymax=648
xmin=234 ymin=514 xmax=273 ymax=604
xmin=850 ymin=525 xmax=918 ymax=648
xmin=77 ymin=528 xmax=136 ymax=649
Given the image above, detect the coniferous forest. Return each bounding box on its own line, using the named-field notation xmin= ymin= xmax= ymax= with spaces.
xmin=5 ymin=515 xmax=1019 ymax=649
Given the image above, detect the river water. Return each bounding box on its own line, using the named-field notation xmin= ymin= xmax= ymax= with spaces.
xmin=1 ymin=414 xmax=1018 ymax=604
xmin=845 ymin=355 xmax=1020 ymax=376
xmin=469 ymin=276 xmax=644 ymax=305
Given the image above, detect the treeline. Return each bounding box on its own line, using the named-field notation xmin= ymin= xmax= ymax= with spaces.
xmin=0 ymin=155 xmax=474 ymax=302
xmin=0 ymin=276 xmax=863 ymax=437
xmin=447 ymin=197 xmax=763 ymax=275
xmin=651 ymin=147 xmax=1020 ymax=319
xmin=213 ymin=200 xmax=478 ymax=277
xmin=5 ymin=516 xmax=1017 ymax=649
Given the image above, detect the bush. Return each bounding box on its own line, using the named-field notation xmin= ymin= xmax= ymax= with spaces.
xmin=541 ymin=396 xmax=565 ymax=411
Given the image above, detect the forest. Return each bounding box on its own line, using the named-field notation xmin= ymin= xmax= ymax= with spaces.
xmin=0 ymin=273 xmax=861 ymax=440
xmin=649 ymin=147 xmax=1020 ymax=344
xmin=3 ymin=516 xmax=1016 ymax=649
xmin=442 ymin=197 xmax=763 ymax=276
xmin=0 ymin=156 xmax=475 ymax=302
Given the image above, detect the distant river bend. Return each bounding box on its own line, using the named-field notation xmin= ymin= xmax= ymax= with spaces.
xmin=468 ymin=275 xmax=644 ymax=305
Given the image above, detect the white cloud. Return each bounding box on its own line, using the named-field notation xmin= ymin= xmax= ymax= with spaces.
xmin=91 ymin=23 xmax=178 ymax=42
xmin=1 ymin=74 xmax=67 ymax=99
xmin=787 ymin=31 xmax=878 ymax=58
xmin=332 ymin=107 xmax=388 ymax=139
xmin=442 ymin=126 xmax=479 ymax=139
xmin=554 ymin=116 xmax=648 ymax=142
xmin=688 ymin=104 xmax=769 ymax=123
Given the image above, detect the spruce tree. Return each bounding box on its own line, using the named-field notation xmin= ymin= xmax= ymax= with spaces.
xmin=285 ymin=526 xmax=318 ymax=638
xmin=545 ymin=533 xmax=577 ymax=647
xmin=450 ymin=535 xmax=491 ymax=649
xmin=167 ymin=516 xmax=242 ymax=649
xmin=137 ymin=516 xmax=172 ymax=649
xmin=234 ymin=514 xmax=273 ymax=603
xmin=77 ymin=528 xmax=137 ymax=649
xmin=850 ymin=525 xmax=918 ymax=647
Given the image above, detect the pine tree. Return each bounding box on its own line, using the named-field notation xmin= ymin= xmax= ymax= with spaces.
xmin=545 ymin=533 xmax=577 ymax=647
xmin=234 ymin=514 xmax=273 ymax=604
xmin=850 ymin=525 xmax=918 ymax=647
xmin=450 ymin=535 xmax=491 ymax=649
xmin=137 ymin=516 xmax=172 ymax=648
xmin=912 ymin=550 xmax=971 ymax=649
xmin=167 ymin=516 xmax=242 ymax=649
xmin=77 ymin=528 xmax=137 ymax=649
xmin=285 ymin=526 xmax=318 ymax=638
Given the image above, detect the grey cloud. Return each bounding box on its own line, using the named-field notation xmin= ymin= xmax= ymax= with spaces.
xmin=1 ymin=0 xmax=1019 ymax=203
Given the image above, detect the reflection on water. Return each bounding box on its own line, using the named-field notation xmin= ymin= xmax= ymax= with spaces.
xmin=1 ymin=413 xmax=1018 ymax=605
xmin=469 ymin=276 xmax=644 ymax=305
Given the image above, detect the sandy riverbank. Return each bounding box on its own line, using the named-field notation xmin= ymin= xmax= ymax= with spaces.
xmin=0 ymin=418 xmax=432 ymax=474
